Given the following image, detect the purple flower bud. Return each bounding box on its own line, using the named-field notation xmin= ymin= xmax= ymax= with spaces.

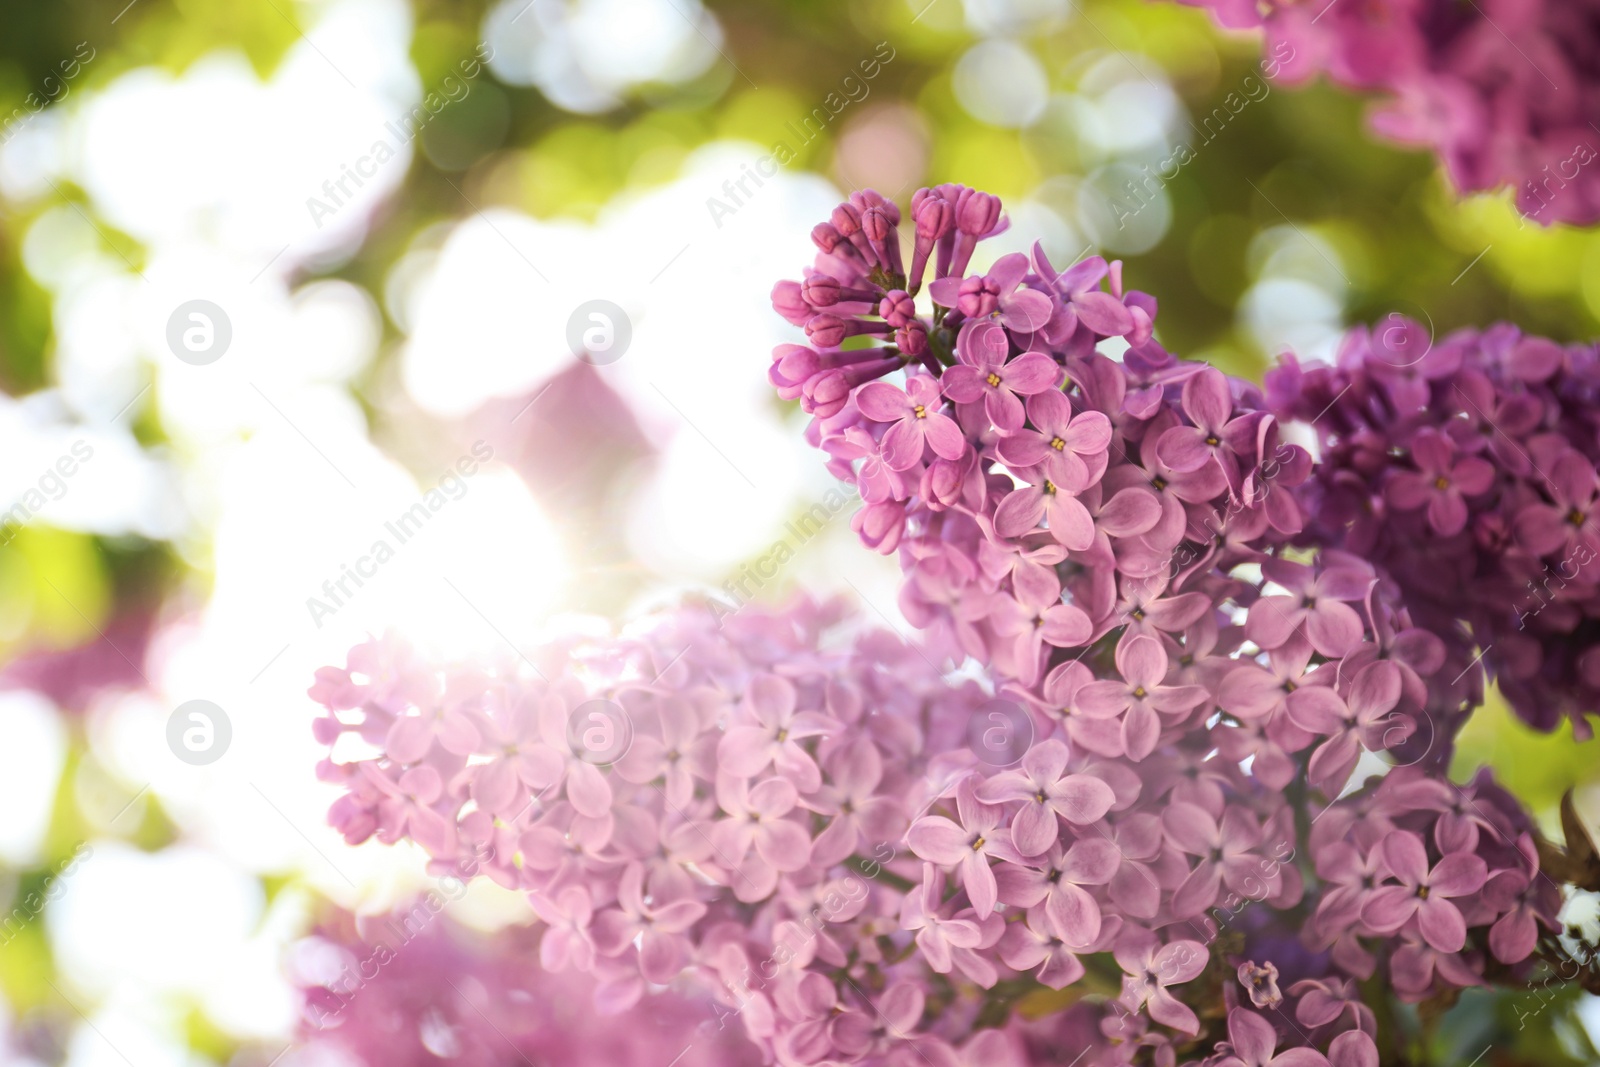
xmin=806 ymin=313 xmax=889 ymax=349
xmin=862 ymin=205 xmax=903 ymax=275
xmin=811 ymin=222 xmax=851 ymax=256
xmin=909 ymin=192 xmax=953 ymax=292
xmin=950 ymin=189 xmax=1002 ymax=277
xmin=771 ymin=280 xmax=811 ymax=326
xmin=880 ymin=290 xmax=917 ymax=328
xmin=802 ymin=275 xmax=843 ymax=307
xmin=955 ymin=189 xmax=1001 ymax=237
xmin=807 ymin=314 xmax=849 ymax=349
xmin=896 ymin=321 xmax=929 ymax=357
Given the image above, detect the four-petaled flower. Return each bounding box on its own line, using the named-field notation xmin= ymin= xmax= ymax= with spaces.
xmin=1359 ymin=830 xmax=1488 ymax=952
xmin=975 ymin=739 xmax=1115 ymax=856
xmin=856 ymin=375 xmax=967 ymax=471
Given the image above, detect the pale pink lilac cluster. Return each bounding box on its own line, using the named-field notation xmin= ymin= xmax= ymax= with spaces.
xmin=1177 ymin=0 xmax=1600 ymax=225
xmin=313 ymin=598 xmax=1050 ymax=1065
xmin=1269 ymin=320 xmax=1600 ymax=737
xmin=311 ymin=589 xmax=1550 ymax=1067
xmin=290 ymin=909 xmax=759 ymax=1067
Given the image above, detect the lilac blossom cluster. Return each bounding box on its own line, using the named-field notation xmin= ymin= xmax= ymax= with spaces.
xmin=750 ymin=185 xmax=1584 ymax=1062
xmin=304 ymin=184 xmax=1598 ymax=1063
xmin=312 ymin=594 xmax=1403 ymax=1066
xmin=312 ymin=598 xmax=1052 ymax=1064
xmin=1176 ymin=0 xmax=1600 ymax=225
xmin=290 ymin=910 xmax=760 ymax=1067
xmin=1268 ymin=320 xmax=1600 ymax=737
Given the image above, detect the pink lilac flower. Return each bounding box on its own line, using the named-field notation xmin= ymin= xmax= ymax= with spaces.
xmin=857 ymin=375 xmax=967 ymax=471
xmin=1358 ymin=830 xmax=1489 ymax=952
xmin=941 ymin=319 xmax=1063 ymax=432
xmin=1176 ymin=0 xmax=1600 ymax=225
xmin=994 ymin=836 xmax=1121 ymax=945
xmin=1214 ymin=1008 xmax=1328 ymax=1067
xmin=1077 ymin=634 xmax=1208 ymax=761
xmin=1382 ymin=428 xmax=1494 ymax=536
xmin=907 ymin=777 xmax=1023 ymax=914
xmin=1115 ymin=930 xmax=1208 ymax=1035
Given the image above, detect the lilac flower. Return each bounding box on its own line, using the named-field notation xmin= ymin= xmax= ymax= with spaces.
xmin=1289 ymin=976 xmax=1376 ymax=1037
xmin=990 ymin=576 xmax=1094 ymax=684
xmin=1383 ymin=428 xmax=1494 ymax=536
xmin=899 ymin=864 xmax=987 ymax=974
xmin=993 ymin=466 xmax=1097 ymax=550
xmin=1034 ymin=246 xmax=1137 ymax=339
xmin=805 ymin=742 xmax=907 ymax=867
xmin=999 ymin=905 xmax=1088 ymax=988
xmin=1078 ymin=634 xmax=1208 ymax=761
xmin=928 ymin=252 xmax=1054 ymax=331
xmin=941 ymin=319 xmax=1062 ymax=432
xmin=1115 ymin=930 xmax=1208 ymax=1035
xmin=1163 ymin=801 xmax=1280 ymax=919
xmin=1389 ymin=934 xmax=1484 ymax=998
xmin=1294 ymin=663 xmax=1406 ymax=796
xmin=1359 ymin=831 xmax=1488 ymax=952
xmin=718 ymin=674 xmax=839 ymax=793
xmin=613 ymin=693 xmax=712 ymax=810
xmin=856 ymin=375 xmax=968 ymax=471
xmin=529 ymin=886 xmax=596 ymax=973
xmin=590 ymin=863 xmax=706 ymax=983
xmin=975 ymin=739 xmax=1115 ymax=856
xmin=710 ymin=772 xmax=813 ymax=877
xmin=995 ymin=836 xmax=1121 ymax=945
xmin=907 ymin=777 xmax=1022 ymax=914
xmin=996 ymin=389 xmax=1113 ymax=492
xmin=1217 ymin=636 xmax=1342 ymax=726
xmin=1244 ymin=559 xmax=1370 ymax=658
xmin=1214 ymin=1008 xmax=1328 ymax=1067
xmin=1238 ymin=960 xmax=1284 ymax=1009
xmin=1156 ymin=366 xmax=1264 ymax=494
xmin=1513 ymin=449 xmax=1600 ymax=559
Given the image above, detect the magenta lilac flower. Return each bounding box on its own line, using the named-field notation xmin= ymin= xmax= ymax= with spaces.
xmin=1177 ymin=0 xmax=1600 ymax=225
xmin=1270 ymin=318 xmax=1600 ymax=735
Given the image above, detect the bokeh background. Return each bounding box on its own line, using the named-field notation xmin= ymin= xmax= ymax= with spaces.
xmin=0 ymin=0 xmax=1597 ymax=1064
